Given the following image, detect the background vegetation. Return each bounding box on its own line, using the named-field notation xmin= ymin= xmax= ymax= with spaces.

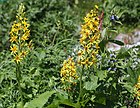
xmin=0 ymin=0 xmax=140 ymax=108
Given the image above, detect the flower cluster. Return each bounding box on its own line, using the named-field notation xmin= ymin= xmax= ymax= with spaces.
xmin=60 ymin=57 xmax=78 ymax=85
xmin=134 ymin=76 xmax=140 ymax=105
xmin=77 ymin=5 xmax=100 ymax=68
xmin=9 ymin=3 xmax=32 ymax=63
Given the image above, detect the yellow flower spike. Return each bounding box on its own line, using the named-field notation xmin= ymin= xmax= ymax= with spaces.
xmin=10 ymin=3 xmax=32 ymax=63
xmin=60 ymin=57 xmax=78 ymax=86
xmin=77 ymin=5 xmax=100 ymax=68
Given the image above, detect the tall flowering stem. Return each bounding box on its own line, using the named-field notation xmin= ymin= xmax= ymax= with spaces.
xmin=77 ymin=5 xmax=100 ymax=68
xmin=77 ymin=5 xmax=100 ymax=103
xmin=60 ymin=5 xmax=100 ymax=105
xmin=9 ymin=3 xmax=32 ymax=107
xmin=16 ymin=62 xmax=23 ymax=107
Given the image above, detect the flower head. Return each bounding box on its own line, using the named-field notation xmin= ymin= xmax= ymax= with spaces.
xmin=10 ymin=45 xmax=18 ymax=53
xmin=77 ymin=5 xmax=101 ymax=68
xmin=60 ymin=57 xmax=78 ymax=89
xmin=14 ymin=54 xmax=22 ymax=63
xmin=10 ymin=35 xmax=18 ymax=43
xmin=9 ymin=3 xmax=32 ymax=63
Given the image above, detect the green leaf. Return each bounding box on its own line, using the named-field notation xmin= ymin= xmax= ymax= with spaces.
xmin=59 ymin=99 xmax=78 ymax=107
xmin=99 ymin=39 xmax=108 ymax=52
xmin=108 ymin=39 xmax=124 ymax=46
xmin=97 ymin=70 xmax=107 ymax=80
xmin=115 ymin=21 xmax=123 ymax=25
xmin=108 ymin=29 xmax=118 ymax=34
xmin=90 ymin=95 xmax=96 ymax=102
xmin=47 ymin=99 xmax=79 ymax=108
xmin=17 ymin=102 xmax=23 ymax=108
xmin=101 ymin=28 xmax=107 ymax=39
xmin=84 ymin=81 xmax=98 ymax=91
xmin=40 ymin=50 xmax=46 ymax=60
xmin=117 ymin=47 xmax=130 ymax=59
xmin=24 ymin=90 xmax=56 ymax=108
xmin=96 ymin=97 xmax=106 ymax=105
xmin=90 ymin=75 xmax=98 ymax=82
xmin=47 ymin=100 xmax=60 ymax=108
xmin=123 ymin=83 xmax=133 ymax=93
xmin=84 ymin=75 xmax=99 ymax=90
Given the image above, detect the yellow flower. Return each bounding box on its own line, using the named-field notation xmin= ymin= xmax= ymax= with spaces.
xmin=22 ymin=20 xmax=27 ymax=26
xmin=93 ymin=20 xmax=99 ymax=27
xmin=21 ymin=34 xmax=28 ymax=41
xmin=10 ymin=45 xmax=18 ymax=53
xmin=20 ymin=50 xmax=27 ymax=57
xmin=27 ymin=40 xmax=33 ymax=49
xmin=23 ymin=27 xmax=28 ymax=32
xmin=89 ymin=36 xmax=96 ymax=44
xmin=21 ymin=30 xmax=30 ymax=41
xmin=14 ymin=54 xmax=22 ymax=63
xmin=81 ymin=58 xmax=93 ymax=68
xmin=78 ymin=50 xmax=83 ymax=56
xmin=10 ymin=36 xmax=18 ymax=43
xmin=95 ymin=5 xmax=98 ymax=9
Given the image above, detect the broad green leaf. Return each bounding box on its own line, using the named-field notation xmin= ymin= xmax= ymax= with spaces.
xmin=59 ymin=99 xmax=78 ymax=107
xmin=47 ymin=100 xmax=60 ymax=108
xmin=84 ymin=75 xmax=99 ymax=90
xmin=113 ymin=83 xmax=116 ymax=89
xmin=97 ymin=70 xmax=107 ymax=80
xmin=24 ymin=90 xmax=56 ymax=108
xmin=17 ymin=102 xmax=23 ymax=108
xmin=90 ymin=75 xmax=98 ymax=82
xmin=47 ymin=99 xmax=79 ymax=108
xmin=84 ymin=81 xmax=98 ymax=91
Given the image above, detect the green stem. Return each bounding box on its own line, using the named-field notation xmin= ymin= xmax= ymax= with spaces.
xmin=77 ymin=67 xmax=84 ymax=104
xmin=16 ymin=63 xmax=24 ymax=108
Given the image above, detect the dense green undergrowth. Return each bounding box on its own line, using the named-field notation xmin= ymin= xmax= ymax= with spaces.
xmin=0 ymin=0 xmax=140 ymax=108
